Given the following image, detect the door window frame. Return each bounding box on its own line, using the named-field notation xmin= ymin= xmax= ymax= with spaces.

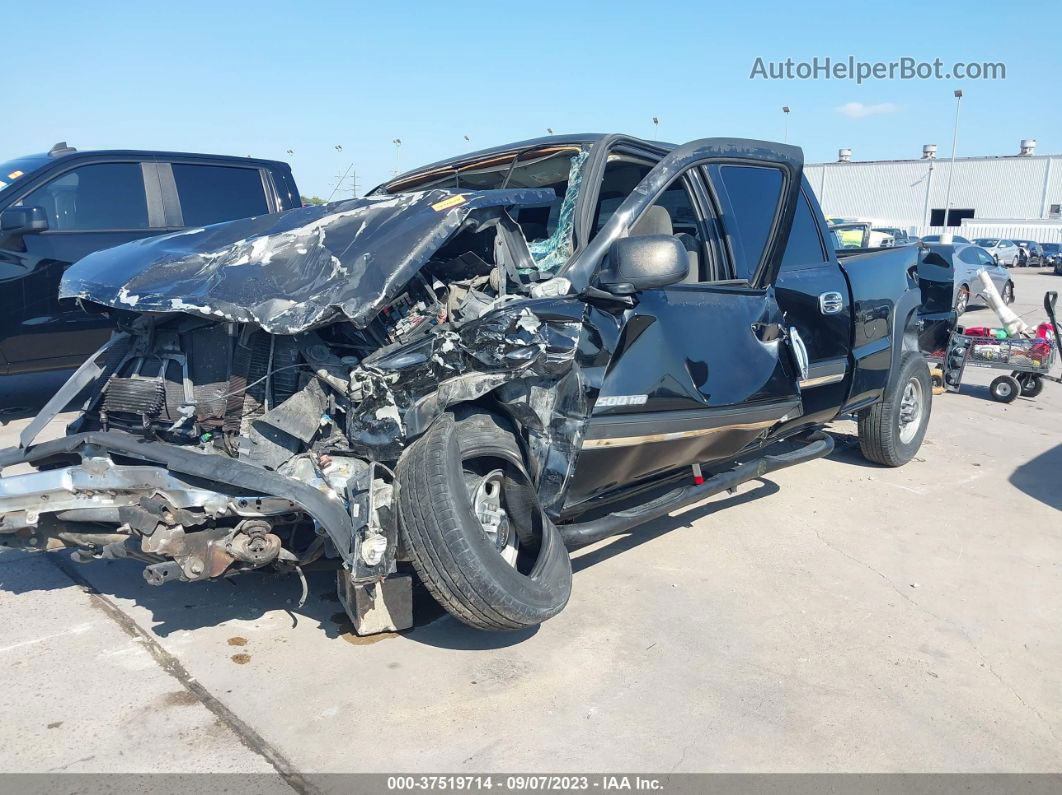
xmin=561 ymin=139 xmax=803 ymax=293
xmin=155 ymin=159 xmax=277 ymax=229
xmin=777 ymin=187 xmax=830 ymax=274
xmin=11 ymin=158 xmax=166 ymax=232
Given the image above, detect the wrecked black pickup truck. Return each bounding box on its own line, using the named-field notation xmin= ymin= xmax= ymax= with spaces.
xmin=0 ymin=135 xmax=954 ymax=635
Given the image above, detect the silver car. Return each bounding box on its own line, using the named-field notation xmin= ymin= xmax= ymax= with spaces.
xmin=973 ymin=237 xmax=1021 ymax=267
xmin=927 ymin=243 xmax=1014 ymax=315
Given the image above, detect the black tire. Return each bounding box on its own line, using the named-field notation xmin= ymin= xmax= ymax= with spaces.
xmin=989 ymin=375 xmax=1020 ymax=403
xmin=1002 ymin=282 xmax=1015 ymax=305
xmin=858 ymin=353 xmax=932 ymax=467
xmin=396 ymin=411 xmax=572 ymax=631
xmin=1015 ymin=373 xmax=1044 ymax=398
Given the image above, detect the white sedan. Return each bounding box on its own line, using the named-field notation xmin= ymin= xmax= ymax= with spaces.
xmin=973 ymin=238 xmax=1021 ymax=267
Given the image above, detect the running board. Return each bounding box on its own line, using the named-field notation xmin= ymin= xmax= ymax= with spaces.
xmin=557 ymin=431 xmax=834 ymax=549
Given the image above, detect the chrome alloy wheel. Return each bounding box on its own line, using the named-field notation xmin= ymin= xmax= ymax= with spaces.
xmin=467 ymin=468 xmax=518 ymax=567
xmin=898 ymin=377 xmax=924 ymax=444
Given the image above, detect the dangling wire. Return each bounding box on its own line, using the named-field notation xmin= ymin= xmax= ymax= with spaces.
xmin=214 ymin=362 xmax=312 ymax=401
xmin=294 ymin=564 xmax=309 ymax=609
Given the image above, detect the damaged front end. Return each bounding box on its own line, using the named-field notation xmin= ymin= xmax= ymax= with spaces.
xmin=0 ymin=183 xmax=586 ymax=634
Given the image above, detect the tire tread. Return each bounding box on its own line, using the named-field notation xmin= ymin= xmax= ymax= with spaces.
xmin=397 ymin=412 xmax=570 ymax=631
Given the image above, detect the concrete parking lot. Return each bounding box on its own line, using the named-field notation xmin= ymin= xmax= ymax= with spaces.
xmin=1 ymin=269 xmax=1059 ymax=777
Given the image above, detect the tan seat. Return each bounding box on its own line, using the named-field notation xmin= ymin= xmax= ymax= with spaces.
xmin=630 ymin=206 xmax=700 ymax=283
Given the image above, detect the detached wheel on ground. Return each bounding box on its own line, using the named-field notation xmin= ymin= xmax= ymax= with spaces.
xmin=989 ymin=374 xmax=1021 ymax=403
xmin=397 ymin=411 xmax=572 ymax=631
xmin=858 ymin=353 xmax=932 ymax=467
xmin=1014 ymin=372 xmax=1043 ymax=398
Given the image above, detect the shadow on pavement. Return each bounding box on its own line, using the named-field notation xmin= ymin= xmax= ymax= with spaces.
xmin=570 ymin=477 xmax=780 ymax=574
xmin=1009 ymin=443 xmax=1062 ymax=511
xmin=0 ymin=547 xmax=538 ymax=651
xmin=823 ymin=430 xmax=883 ymax=469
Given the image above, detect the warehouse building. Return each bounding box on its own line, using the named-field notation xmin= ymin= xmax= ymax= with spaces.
xmin=804 ymin=139 xmax=1062 ymax=243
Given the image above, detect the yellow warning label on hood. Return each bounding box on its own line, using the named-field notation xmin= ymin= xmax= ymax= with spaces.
xmin=431 ymin=194 xmax=466 ymax=212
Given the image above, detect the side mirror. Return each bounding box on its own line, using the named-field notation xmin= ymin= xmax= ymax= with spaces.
xmin=599 ymin=235 xmax=689 ymax=294
xmin=0 ymin=206 xmax=49 ymax=235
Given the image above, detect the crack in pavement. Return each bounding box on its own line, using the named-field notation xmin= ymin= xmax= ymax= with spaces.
xmin=812 ymin=528 xmax=1060 ymax=744
xmin=44 ymin=552 xmax=320 ymax=794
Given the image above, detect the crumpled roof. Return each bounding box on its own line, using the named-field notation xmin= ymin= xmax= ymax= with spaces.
xmin=60 ymin=187 xmax=556 ymax=334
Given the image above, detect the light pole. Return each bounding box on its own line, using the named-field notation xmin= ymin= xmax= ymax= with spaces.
xmin=782 ymin=106 xmax=791 ymax=144
xmin=941 ymin=89 xmax=963 ymax=232
xmin=651 ymin=116 xmax=659 ymax=137
xmin=546 ymin=127 xmax=554 ymax=135
xmin=327 ymin=162 xmax=357 ymax=202
xmin=392 ymin=139 xmax=402 ymax=176
xmin=334 ymin=144 xmax=343 ymax=195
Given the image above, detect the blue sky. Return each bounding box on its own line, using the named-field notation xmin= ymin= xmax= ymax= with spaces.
xmin=8 ymin=0 xmax=1060 ymax=197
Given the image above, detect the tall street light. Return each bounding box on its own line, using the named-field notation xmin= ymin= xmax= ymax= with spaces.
xmin=392 ymin=139 xmax=402 ymax=176
xmin=782 ymin=106 xmax=791 ymax=144
xmin=941 ymin=89 xmax=963 ymax=233
xmin=651 ymin=116 xmax=659 ymax=137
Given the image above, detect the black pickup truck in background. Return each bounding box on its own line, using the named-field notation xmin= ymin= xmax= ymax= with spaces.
xmin=0 ymin=135 xmax=955 ymax=637
xmin=0 ymin=143 xmax=300 ymax=375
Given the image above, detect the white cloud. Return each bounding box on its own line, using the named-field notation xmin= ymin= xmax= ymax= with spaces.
xmin=834 ymin=101 xmax=898 ymax=119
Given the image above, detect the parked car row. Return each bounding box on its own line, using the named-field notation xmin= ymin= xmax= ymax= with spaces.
xmin=972 ymin=237 xmax=1060 ymax=269
xmin=834 ymin=226 xmax=1061 ymax=274
xmin=1038 ymin=242 xmax=1062 ymax=274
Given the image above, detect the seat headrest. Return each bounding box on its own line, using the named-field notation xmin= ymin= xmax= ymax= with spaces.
xmin=630 ymin=205 xmax=673 ymax=237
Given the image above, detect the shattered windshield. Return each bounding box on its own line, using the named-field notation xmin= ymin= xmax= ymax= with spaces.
xmin=386 ymin=146 xmax=589 ymax=275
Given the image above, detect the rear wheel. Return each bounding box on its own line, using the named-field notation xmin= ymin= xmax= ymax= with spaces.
xmin=955 ymin=284 xmax=970 ymax=315
xmin=989 ymin=375 xmax=1020 ymax=403
xmin=1002 ymin=282 xmax=1015 ymax=305
xmin=397 ymin=411 xmax=572 ymax=631
xmin=858 ymin=353 xmax=932 ymax=467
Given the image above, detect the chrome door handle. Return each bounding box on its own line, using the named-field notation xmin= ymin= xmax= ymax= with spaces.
xmin=819 ymin=291 xmax=844 ymax=315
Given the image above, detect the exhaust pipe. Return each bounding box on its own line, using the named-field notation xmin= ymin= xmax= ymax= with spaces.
xmin=558 ymin=432 xmax=834 ymax=548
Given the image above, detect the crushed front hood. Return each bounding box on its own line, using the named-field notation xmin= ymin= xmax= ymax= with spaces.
xmin=60 ymin=187 xmax=555 ymax=334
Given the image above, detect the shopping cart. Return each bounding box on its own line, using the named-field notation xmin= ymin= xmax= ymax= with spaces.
xmin=935 ymin=291 xmax=1059 ymax=403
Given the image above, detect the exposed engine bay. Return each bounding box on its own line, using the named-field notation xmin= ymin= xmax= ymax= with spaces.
xmin=0 ymin=177 xmax=588 ymax=633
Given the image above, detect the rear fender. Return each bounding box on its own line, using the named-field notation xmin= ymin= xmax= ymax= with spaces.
xmin=839 ymin=245 xmax=952 ymax=413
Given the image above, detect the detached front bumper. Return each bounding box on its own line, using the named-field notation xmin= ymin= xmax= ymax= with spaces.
xmin=0 ymin=431 xmax=412 ymax=634
xmin=0 ymin=458 xmax=296 ymax=534
xmin=0 ymin=432 xmax=353 ymax=548
xmin=0 ymin=431 xmax=396 ymax=581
